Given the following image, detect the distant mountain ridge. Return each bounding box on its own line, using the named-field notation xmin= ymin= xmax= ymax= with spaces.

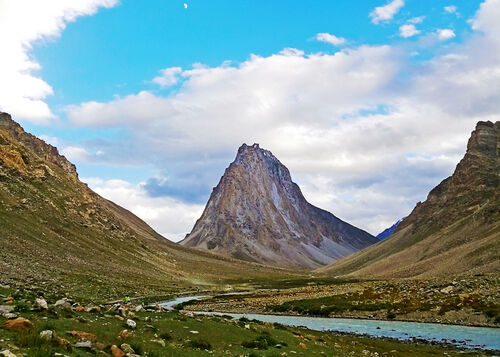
xmin=319 ymin=121 xmax=500 ymax=278
xmin=376 ymin=219 xmax=404 ymax=240
xmin=181 ymin=143 xmax=378 ymax=269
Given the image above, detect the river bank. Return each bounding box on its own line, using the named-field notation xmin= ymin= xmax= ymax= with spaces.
xmin=184 ymin=275 xmax=500 ymax=328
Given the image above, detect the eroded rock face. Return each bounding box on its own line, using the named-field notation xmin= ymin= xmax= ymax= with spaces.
xmin=181 ymin=143 xmax=377 ymax=269
xmin=398 ymin=121 xmax=500 ymax=234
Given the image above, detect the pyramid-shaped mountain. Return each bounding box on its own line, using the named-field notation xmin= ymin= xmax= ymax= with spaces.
xmin=320 ymin=121 xmax=500 ymax=277
xmin=180 ymin=143 xmax=377 ymax=269
xmin=0 ymin=113 xmax=287 ymax=298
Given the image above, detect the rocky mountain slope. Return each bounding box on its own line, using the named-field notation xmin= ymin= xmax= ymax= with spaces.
xmin=319 ymin=121 xmax=500 ymax=278
xmin=180 ymin=143 xmax=377 ymax=269
xmin=0 ymin=113 xmax=292 ymax=300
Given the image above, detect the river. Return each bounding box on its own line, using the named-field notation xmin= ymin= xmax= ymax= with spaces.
xmin=160 ymin=295 xmax=500 ymax=352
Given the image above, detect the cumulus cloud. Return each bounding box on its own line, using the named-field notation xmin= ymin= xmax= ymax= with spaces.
xmin=370 ymin=0 xmax=405 ymax=24
xmin=316 ymin=33 xmax=346 ymax=46
xmin=83 ymin=178 xmax=204 ymax=241
xmin=0 ymin=0 xmax=118 ymax=124
xmin=399 ymin=24 xmax=420 ymax=38
xmin=152 ymin=67 xmax=183 ymax=87
xmin=437 ymin=29 xmax=456 ymax=41
xmin=62 ymin=0 xmax=500 ymax=236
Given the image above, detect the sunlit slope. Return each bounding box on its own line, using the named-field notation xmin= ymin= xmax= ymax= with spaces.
xmin=0 ymin=112 xmax=292 ymax=299
xmin=319 ymin=121 xmax=500 ymax=278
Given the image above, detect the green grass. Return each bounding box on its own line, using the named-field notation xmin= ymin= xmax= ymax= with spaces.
xmin=0 ymin=302 xmax=487 ymax=357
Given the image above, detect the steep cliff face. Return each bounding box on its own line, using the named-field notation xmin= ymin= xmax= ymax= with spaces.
xmin=320 ymin=121 xmax=500 ymax=278
xmin=181 ymin=143 xmax=377 ymax=269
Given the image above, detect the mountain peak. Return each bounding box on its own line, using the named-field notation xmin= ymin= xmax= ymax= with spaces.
xmin=181 ymin=143 xmax=377 ymax=269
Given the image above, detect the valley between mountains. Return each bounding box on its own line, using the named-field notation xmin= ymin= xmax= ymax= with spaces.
xmin=1 ymin=112 xmax=499 ymax=356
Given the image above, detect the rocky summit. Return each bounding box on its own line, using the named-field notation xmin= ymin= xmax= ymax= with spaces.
xmin=181 ymin=143 xmax=377 ymax=269
xmin=320 ymin=121 xmax=500 ymax=278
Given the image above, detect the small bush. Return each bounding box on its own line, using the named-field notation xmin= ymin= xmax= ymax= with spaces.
xmin=189 ymin=339 xmax=212 ymax=350
xmin=130 ymin=341 xmax=144 ymax=355
xmin=160 ymin=332 xmax=172 ymax=341
xmin=387 ymin=311 xmax=396 ymax=320
xmin=14 ymin=300 xmax=30 ymax=312
xmin=28 ymin=346 xmax=53 ymax=357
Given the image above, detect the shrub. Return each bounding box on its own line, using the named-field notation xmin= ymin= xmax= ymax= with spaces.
xmin=189 ymin=339 xmax=212 ymax=350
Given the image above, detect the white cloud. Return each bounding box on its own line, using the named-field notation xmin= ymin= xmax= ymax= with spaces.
xmin=0 ymin=0 xmax=118 ymax=124
xmin=370 ymin=0 xmax=405 ymax=24
xmin=61 ymin=146 xmax=92 ymax=162
xmin=83 ymin=178 xmax=204 ymax=241
xmin=61 ymin=0 xmax=500 ymax=237
xmin=399 ymin=24 xmax=420 ymax=38
xmin=152 ymin=67 xmax=183 ymax=87
xmin=408 ymin=16 xmax=425 ymax=24
xmin=316 ymin=33 xmax=346 ymax=46
xmin=444 ymin=5 xmax=458 ymax=14
xmin=437 ymin=29 xmax=456 ymax=41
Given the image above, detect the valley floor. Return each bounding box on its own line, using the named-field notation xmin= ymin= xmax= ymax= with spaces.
xmin=0 ymin=285 xmax=496 ymax=357
xmin=185 ymin=274 xmax=500 ymax=328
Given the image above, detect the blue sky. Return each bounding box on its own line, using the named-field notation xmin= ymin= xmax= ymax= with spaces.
xmin=1 ymin=0 xmax=499 ymax=240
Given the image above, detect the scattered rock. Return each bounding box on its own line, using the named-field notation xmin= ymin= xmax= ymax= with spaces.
xmin=126 ymin=319 xmax=136 ymax=329
xmin=54 ymin=299 xmax=72 ymax=310
xmin=151 ymin=339 xmax=166 ymax=347
xmin=298 ymin=342 xmax=307 ymax=350
xmin=111 ymin=345 xmax=125 ymax=357
xmin=441 ymin=286 xmax=454 ymax=294
xmin=0 ymin=350 xmax=17 ymax=357
xmin=68 ymin=330 xmax=97 ymax=342
xmin=35 ymin=297 xmax=48 ymax=310
xmin=0 ymin=305 xmax=14 ymax=314
xmin=2 ymin=318 xmax=34 ymax=332
xmin=55 ymin=336 xmax=72 ymax=351
xmin=86 ymin=305 xmax=101 ymax=313
xmin=3 ymin=313 xmax=17 ymax=319
xmin=190 ymin=330 xmax=199 ymax=334
xmin=118 ymin=329 xmax=130 ymax=340
xmin=134 ymin=305 xmax=143 ymax=312
xmin=120 ymin=343 xmax=134 ymax=354
xmin=75 ymin=340 xmax=93 ymax=350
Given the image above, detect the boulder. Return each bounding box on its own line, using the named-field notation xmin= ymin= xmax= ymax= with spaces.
xmin=126 ymin=319 xmax=136 ymax=329
xmin=54 ymin=299 xmax=72 ymax=311
xmin=0 ymin=350 xmax=17 ymax=357
xmin=111 ymin=345 xmax=125 ymax=357
xmin=68 ymin=330 xmax=97 ymax=342
xmin=35 ymin=298 xmax=48 ymax=310
xmin=75 ymin=340 xmax=93 ymax=350
xmin=0 ymin=305 xmax=14 ymax=314
xmin=120 ymin=343 xmax=134 ymax=354
xmin=2 ymin=317 xmax=34 ymax=332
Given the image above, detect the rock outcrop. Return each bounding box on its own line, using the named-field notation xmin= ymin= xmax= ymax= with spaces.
xmin=320 ymin=121 xmax=500 ymax=277
xmin=181 ymin=143 xmax=377 ymax=269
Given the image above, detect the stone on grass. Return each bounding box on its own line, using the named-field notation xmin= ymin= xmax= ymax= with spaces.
xmin=111 ymin=345 xmax=125 ymax=357
xmin=0 ymin=350 xmax=17 ymax=357
xmin=68 ymin=330 xmax=97 ymax=342
xmin=120 ymin=343 xmax=134 ymax=354
xmin=126 ymin=319 xmax=136 ymax=329
xmin=3 ymin=318 xmax=34 ymax=332
xmin=75 ymin=340 xmax=93 ymax=350
xmin=151 ymin=339 xmax=166 ymax=347
xmin=35 ymin=298 xmax=48 ymax=310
